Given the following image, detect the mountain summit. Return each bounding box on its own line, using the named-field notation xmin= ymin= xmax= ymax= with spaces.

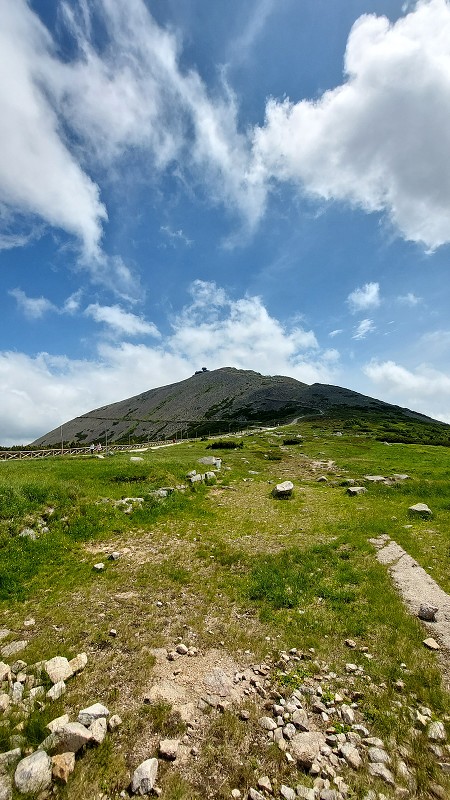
xmin=31 ymin=367 xmax=438 ymax=447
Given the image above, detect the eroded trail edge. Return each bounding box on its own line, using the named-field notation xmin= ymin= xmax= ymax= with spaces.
xmin=371 ymin=535 xmax=450 ymax=684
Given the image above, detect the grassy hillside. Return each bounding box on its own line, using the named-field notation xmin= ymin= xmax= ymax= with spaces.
xmin=0 ymin=415 xmax=449 ymax=798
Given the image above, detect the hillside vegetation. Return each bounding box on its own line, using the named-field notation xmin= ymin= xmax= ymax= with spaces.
xmin=0 ymin=414 xmax=449 ymax=799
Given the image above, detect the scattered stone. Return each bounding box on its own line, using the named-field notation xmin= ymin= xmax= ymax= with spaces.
xmin=408 ymin=503 xmax=432 ymax=517
xmin=296 ymin=788 xmax=315 ymax=800
xmin=1 ymin=641 xmax=27 ymax=658
xmin=0 ymin=749 xmax=21 ymax=770
xmin=429 ymin=782 xmax=447 ymax=799
xmin=109 ymin=552 xmax=121 ymax=560
xmin=368 ymin=762 xmax=395 ymax=785
xmin=428 ymin=721 xmax=446 ymax=742
xmin=78 ymin=703 xmax=110 ymax=726
xmin=18 ymin=527 xmax=37 ymax=540
xmin=345 ymin=639 xmax=356 ymax=649
xmin=291 ymin=731 xmax=326 ymax=768
xmin=340 ymin=704 xmax=354 ymax=725
xmin=41 ymin=722 xmax=93 ymax=754
xmin=93 ymin=563 xmax=105 ymax=572
xmin=159 ymin=739 xmax=179 ymax=760
xmin=14 ymin=751 xmax=52 ymax=794
xmin=47 ymin=680 xmax=66 ymax=701
xmin=0 ymin=775 xmax=12 ymax=800
xmin=368 ymin=747 xmax=391 ymax=764
xmin=248 ymin=789 xmax=265 ymax=800
xmin=257 ymin=775 xmax=272 ymax=793
xmin=131 ymin=758 xmax=158 ymax=795
xmin=108 ymin=714 xmax=123 ymax=731
xmin=0 ymin=630 xmax=10 ymax=642
xmin=418 ymin=603 xmax=438 ymax=621
xmin=51 ymin=752 xmax=75 ymax=784
xmin=280 ymin=786 xmax=296 ymax=800
xmin=339 ymin=742 xmax=362 ymax=770
xmin=89 ymin=717 xmax=108 ymax=744
xmin=423 ymin=637 xmax=440 ymax=651
xmin=44 ymin=656 xmax=73 ymax=684
xmin=47 ymin=714 xmax=70 ymax=734
xmin=0 ymin=662 xmax=11 ymax=682
xmin=347 ymin=487 xmax=367 ymax=496
xmin=292 ymin=709 xmax=309 ymax=730
xmin=258 ymin=716 xmax=277 ymax=731
xmin=176 ymin=644 xmax=189 ymax=655
xmin=273 ymin=481 xmax=294 ymax=498
xmin=68 ymin=652 xmax=88 ymax=674
xmin=231 ymin=791 xmax=241 ymax=799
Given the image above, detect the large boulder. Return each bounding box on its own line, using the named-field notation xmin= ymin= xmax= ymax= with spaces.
xmin=44 ymin=656 xmax=73 ymax=684
xmin=14 ymin=751 xmax=52 ymax=794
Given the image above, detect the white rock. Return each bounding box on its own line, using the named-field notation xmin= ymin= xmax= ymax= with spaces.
xmin=44 ymin=656 xmax=73 ymax=684
xmin=368 ymin=763 xmax=395 ymax=785
xmin=68 ymin=652 xmax=88 ymax=674
xmin=428 ymin=721 xmax=446 ymax=742
xmin=131 ymin=758 xmax=158 ymax=795
xmin=93 ymin=562 xmax=105 ymax=571
xmin=340 ymin=704 xmax=354 ymax=724
xmin=46 ymin=714 xmax=70 ymax=734
xmin=159 ymin=739 xmax=179 ymax=760
xmin=89 ymin=717 xmax=108 ymax=744
xmin=0 ymin=662 xmax=11 ymax=682
xmin=1 ymin=641 xmax=27 ymax=658
xmin=0 ymin=775 xmax=12 ymax=800
xmin=291 ymin=731 xmax=326 ymax=768
xmin=273 ymin=481 xmax=294 ymax=498
xmin=280 ymin=786 xmax=296 ymax=800
xmin=0 ymin=693 xmax=10 ymax=713
xmin=0 ymin=749 xmax=21 ymax=770
xmin=258 ymin=716 xmax=277 ymax=731
xmin=47 ymin=680 xmax=66 ymax=701
xmin=78 ymin=703 xmax=110 ymax=726
xmin=41 ymin=722 xmax=93 ymax=754
xmin=409 ymin=503 xmax=432 ymax=516
xmin=108 ymin=714 xmax=123 ymax=731
xmin=368 ymin=747 xmax=391 ymax=764
xmin=14 ymin=751 xmax=52 ymax=794
xmin=339 ymin=742 xmax=362 ymax=769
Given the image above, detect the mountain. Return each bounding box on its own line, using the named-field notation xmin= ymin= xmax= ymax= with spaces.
xmin=31 ymin=366 xmax=444 ymax=447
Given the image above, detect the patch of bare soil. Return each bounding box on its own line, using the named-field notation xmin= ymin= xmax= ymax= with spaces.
xmin=371 ymin=534 xmax=450 ymax=687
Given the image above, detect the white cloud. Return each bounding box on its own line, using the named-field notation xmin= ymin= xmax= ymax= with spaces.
xmin=9 ymin=288 xmax=57 ymax=319
xmin=364 ymin=358 xmax=450 ymax=422
xmin=0 ymin=280 xmax=339 ymax=444
xmin=160 ymin=226 xmax=193 ymax=247
xmin=85 ymin=303 xmax=161 ymax=338
xmin=352 ymin=318 xmax=375 ymax=340
xmin=347 ymin=282 xmax=381 ymax=313
xmin=398 ymin=292 xmax=422 ymax=306
xmin=329 ymin=329 xmax=343 ymax=338
xmin=252 ymin=0 xmax=450 ymax=249
xmin=0 ymin=0 xmax=106 ymax=259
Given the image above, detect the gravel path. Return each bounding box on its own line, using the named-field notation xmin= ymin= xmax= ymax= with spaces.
xmin=371 ymin=534 xmax=450 ymax=685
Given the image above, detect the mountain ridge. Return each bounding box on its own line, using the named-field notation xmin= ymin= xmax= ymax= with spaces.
xmin=31 ymin=366 xmax=445 ymax=446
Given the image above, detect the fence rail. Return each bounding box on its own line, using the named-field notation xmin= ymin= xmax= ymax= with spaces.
xmin=0 ymin=440 xmax=171 ymax=461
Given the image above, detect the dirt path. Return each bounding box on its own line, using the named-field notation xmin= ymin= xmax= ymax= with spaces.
xmin=371 ymin=534 xmax=450 ymax=687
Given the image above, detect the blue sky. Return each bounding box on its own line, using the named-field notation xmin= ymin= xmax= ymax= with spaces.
xmin=1 ymin=0 xmax=449 ymax=445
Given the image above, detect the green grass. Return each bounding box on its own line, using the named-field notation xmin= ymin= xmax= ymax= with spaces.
xmin=0 ymin=422 xmax=449 ymax=799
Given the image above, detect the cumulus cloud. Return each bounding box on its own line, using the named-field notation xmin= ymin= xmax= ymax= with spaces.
xmin=85 ymin=303 xmax=161 ymax=337
xmin=352 ymin=318 xmax=375 ymax=340
xmin=0 ymin=280 xmax=340 ymax=444
xmin=364 ymin=358 xmax=450 ymax=421
xmin=347 ymin=282 xmax=381 ymax=313
xmin=252 ymin=0 xmax=450 ymax=249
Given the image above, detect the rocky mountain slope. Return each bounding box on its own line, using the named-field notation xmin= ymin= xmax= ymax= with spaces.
xmin=31 ymin=366 xmax=440 ymax=447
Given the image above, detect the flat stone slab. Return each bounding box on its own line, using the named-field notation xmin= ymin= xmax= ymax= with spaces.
xmin=0 ymin=641 xmax=27 ymax=658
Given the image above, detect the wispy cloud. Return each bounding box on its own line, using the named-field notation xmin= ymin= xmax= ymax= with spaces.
xmin=160 ymin=225 xmax=193 ymax=247
xmin=397 ymin=292 xmax=422 ymax=306
xmin=347 ymin=282 xmax=380 ymax=313
xmin=352 ymin=318 xmax=375 ymax=340
xmin=85 ymin=303 xmax=160 ymax=338
xmin=329 ymin=329 xmax=343 ymax=338
xmin=9 ymin=288 xmax=57 ymax=319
